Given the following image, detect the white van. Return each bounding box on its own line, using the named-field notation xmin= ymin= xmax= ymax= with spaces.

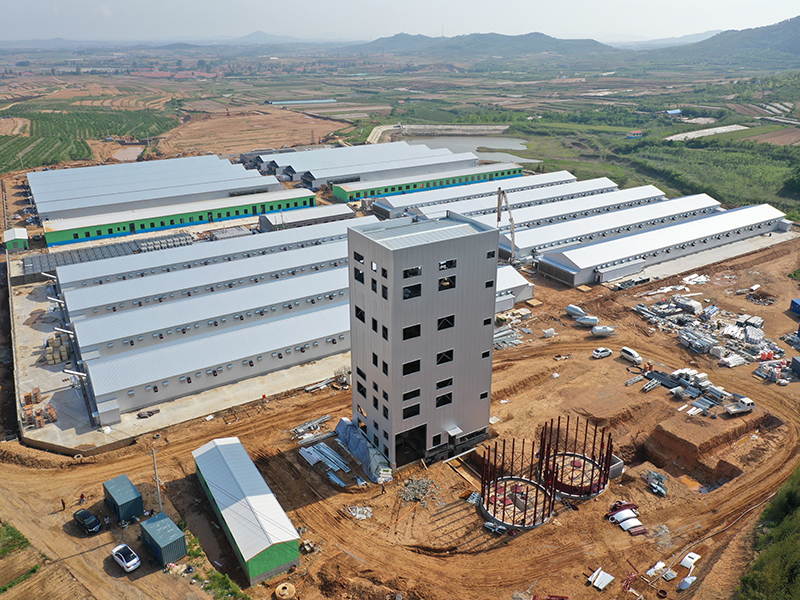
xmin=620 ymin=347 xmax=643 ymax=365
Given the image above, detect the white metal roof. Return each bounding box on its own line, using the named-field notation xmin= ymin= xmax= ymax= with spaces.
xmin=273 ymin=141 xmax=444 ymax=173
xmin=28 ymin=156 xmax=226 ymax=196
xmin=39 ymin=175 xmax=279 ymax=221
xmin=418 ymin=178 xmax=618 ymax=219
xmin=56 ymin=216 xmax=377 ymax=288
xmin=192 ymin=437 xmax=299 ymax=561
xmin=87 ymin=303 xmax=349 ymax=396
xmin=262 ymin=204 xmax=354 ymax=226
xmin=496 ymin=265 xmax=531 ymax=295
xmin=63 ymin=241 xmax=347 ymax=313
xmin=73 ymin=267 xmax=348 ymax=347
xmin=469 ymin=185 xmax=666 ymax=230
xmin=511 ymin=194 xmax=721 ymax=251
xmin=372 ymin=171 xmax=577 ymax=214
xmin=354 ymin=214 xmax=491 ymax=250
xmin=336 ymin=162 xmax=522 ymax=193
xmin=31 ymin=156 xmax=267 ymax=206
xmin=541 ymin=204 xmax=785 ymax=271
xmin=3 ymin=228 xmax=28 ymax=242
xmin=43 ymin=188 xmax=314 ymax=233
xmin=305 ymin=152 xmax=477 ymax=182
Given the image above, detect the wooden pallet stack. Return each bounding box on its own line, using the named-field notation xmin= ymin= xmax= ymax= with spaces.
xmin=44 ymin=404 xmax=57 ymax=423
xmin=45 ymin=333 xmax=70 ymax=365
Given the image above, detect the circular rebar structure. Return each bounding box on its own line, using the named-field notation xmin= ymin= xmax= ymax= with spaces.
xmin=540 ymin=416 xmax=613 ymax=499
xmin=480 ymin=439 xmax=556 ymax=530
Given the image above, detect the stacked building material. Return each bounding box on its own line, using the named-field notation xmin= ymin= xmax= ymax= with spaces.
xmin=745 ymin=326 xmax=765 ymax=344
xmin=673 ymin=295 xmax=703 ymax=315
xmin=678 ymin=328 xmax=718 ymax=353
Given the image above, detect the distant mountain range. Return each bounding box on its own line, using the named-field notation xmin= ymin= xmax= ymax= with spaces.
xmin=338 ymin=32 xmax=619 ymax=59
xmin=605 ymin=30 xmax=721 ymax=50
xmin=337 ymin=16 xmax=800 ymax=70
xmin=653 ymin=16 xmax=800 ymax=67
xmin=1 ymin=16 xmax=799 ymax=71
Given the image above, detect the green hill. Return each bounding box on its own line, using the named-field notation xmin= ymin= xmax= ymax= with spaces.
xmin=647 ymin=16 xmax=800 ymax=69
xmin=342 ymin=32 xmax=620 ymax=59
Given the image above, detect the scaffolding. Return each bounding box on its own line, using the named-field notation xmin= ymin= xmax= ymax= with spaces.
xmin=479 ymin=417 xmax=613 ymax=530
xmin=540 ymin=416 xmax=613 ymax=499
xmin=480 ymin=439 xmax=556 ymax=530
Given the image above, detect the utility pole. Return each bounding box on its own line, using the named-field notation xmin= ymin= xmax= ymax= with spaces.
xmin=148 ymin=448 xmax=163 ymax=513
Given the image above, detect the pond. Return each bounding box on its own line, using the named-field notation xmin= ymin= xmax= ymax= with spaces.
xmin=112 ymin=145 xmax=144 ymax=162
xmin=406 ymin=136 xmax=540 ymax=163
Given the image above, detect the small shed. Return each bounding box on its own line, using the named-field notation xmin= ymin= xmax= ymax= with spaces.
xmin=791 ymin=298 xmax=800 ymax=316
xmin=193 ymin=438 xmax=300 ymax=585
xmin=140 ymin=513 xmax=187 ymax=566
xmin=3 ymin=228 xmax=28 ymax=252
xmin=103 ymin=474 xmax=144 ymax=522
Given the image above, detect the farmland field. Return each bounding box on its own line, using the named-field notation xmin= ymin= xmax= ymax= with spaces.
xmin=3 ymin=108 xmax=177 ymax=140
xmin=0 ymin=136 xmax=91 ymax=173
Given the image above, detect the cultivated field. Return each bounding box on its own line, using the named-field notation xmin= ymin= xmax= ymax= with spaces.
xmin=748 ymin=127 xmax=800 ymax=146
xmin=156 ymin=110 xmax=351 ymax=156
xmin=0 ymin=118 xmax=29 ymax=136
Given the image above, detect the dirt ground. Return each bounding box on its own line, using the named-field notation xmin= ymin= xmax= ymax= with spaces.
xmin=156 ymin=110 xmax=351 ymax=156
xmin=0 ymin=235 xmax=798 ymax=599
xmin=0 ymin=118 xmax=29 ymax=136
xmin=747 ymin=127 xmax=800 ymax=146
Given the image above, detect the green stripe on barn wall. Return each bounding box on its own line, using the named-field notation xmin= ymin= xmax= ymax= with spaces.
xmin=247 ymin=540 xmax=299 ymax=584
xmin=44 ymin=195 xmax=316 ymax=246
xmin=332 ymin=166 xmax=524 ymax=202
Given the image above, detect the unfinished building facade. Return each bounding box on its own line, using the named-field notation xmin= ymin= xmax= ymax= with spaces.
xmin=348 ymin=214 xmax=499 ymax=469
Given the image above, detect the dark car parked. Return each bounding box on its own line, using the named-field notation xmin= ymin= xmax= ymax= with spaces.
xmin=73 ymin=509 xmax=101 ymax=535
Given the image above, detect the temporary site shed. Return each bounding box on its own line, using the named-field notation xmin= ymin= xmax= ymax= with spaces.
xmin=192 ymin=437 xmax=299 ymax=585
xmin=103 ymin=474 xmax=144 ymax=521
xmin=140 ymin=512 xmax=187 ymax=566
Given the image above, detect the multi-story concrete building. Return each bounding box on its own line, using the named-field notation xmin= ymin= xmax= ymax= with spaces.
xmin=348 ymin=214 xmax=499 ymax=469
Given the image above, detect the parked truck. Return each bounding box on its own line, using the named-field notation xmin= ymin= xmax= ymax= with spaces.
xmin=723 ymin=396 xmax=755 ymax=416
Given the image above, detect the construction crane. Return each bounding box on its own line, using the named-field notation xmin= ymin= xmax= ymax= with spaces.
xmin=496 ymin=187 xmax=516 ymax=262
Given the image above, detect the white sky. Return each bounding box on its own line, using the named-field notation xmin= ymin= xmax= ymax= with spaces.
xmin=0 ymin=0 xmax=797 ymax=43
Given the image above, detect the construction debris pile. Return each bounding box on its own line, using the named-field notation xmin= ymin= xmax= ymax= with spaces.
xmin=493 ymin=308 xmax=532 ymax=349
xmin=398 ymin=477 xmax=438 ymax=507
xmin=346 ymin=506 xmax=373 ymax=520
xmin=642 ymin=367 xmax=758 ymax=417
xmin=605 ymin=500 xmax=647 ymax=536
xmin=753 ymin=359 xmax=796 ymax=384
xmin=632 ymin=295 xmax=783 ymax=367
xmin=299 ymin=439 xmax=352 ymax=488
xmin=292 ymin=415 xmax=334 ymax=445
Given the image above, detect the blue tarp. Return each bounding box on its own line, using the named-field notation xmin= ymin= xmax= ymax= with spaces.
xmin=334 ymin=417 xmax=391 ymax=483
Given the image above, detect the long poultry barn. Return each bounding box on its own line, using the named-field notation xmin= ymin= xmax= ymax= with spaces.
xmin=536 ymin=204 xmax=789 ymax=286
xmin=193 ymin=437 xmax=300 ymax=586
xmin=371 ymin=170 xmax=577 ymax=219
xmin=28 ymin=155 xmax=298 ymax=245
xmin=503 ymin=194 xmax=722 ymax=259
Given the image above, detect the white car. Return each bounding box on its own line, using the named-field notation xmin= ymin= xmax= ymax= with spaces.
xmin=112 ymin=544 xmax=141 ymax=573
xmin=620 ymin=346 xmax=643 ymax=365
xmin=592 ymin=347 xmax=612 ymax=359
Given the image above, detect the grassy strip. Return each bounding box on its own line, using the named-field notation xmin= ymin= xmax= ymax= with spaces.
xmin=201 ymin=570 xmax=250 ymax=600
xmin=737 ymin=468 xmax=800 ymax=599
xmin=0 ymin=564 xmax=39 ymax=593
xmin=0 ymin=524 xmax=30 ymax=559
